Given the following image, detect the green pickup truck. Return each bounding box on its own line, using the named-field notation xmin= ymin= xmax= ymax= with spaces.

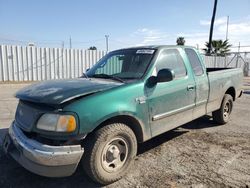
xmin=3 ymin=45 xmax=243 ymax=184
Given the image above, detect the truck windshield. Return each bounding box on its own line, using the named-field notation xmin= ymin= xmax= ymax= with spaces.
xmin=86 ymin=49 xmax=155 ymax=81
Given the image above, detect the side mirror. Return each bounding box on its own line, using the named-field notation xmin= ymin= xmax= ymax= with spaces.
xmin=157 ymin=69 xmax=175 ymax=83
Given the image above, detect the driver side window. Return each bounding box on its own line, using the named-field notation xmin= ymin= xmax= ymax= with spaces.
xmin=155 ymin=49 xmax=187 ymax=79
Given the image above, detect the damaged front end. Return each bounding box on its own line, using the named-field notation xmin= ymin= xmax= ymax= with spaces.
xmin=3 ymin=122 xmax=84 ymax=177
xmin=4 ymin=78 xmax=122 ymax=177
xmin=3 ymin=100 xmax=85 ymax=177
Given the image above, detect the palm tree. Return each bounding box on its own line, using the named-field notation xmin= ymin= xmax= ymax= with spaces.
xmin=88 ymin=46 xmax=97 ymax=50
xmin=203 ymin=39 xmax=232 ymax=56
xmin=176 ymin=37 xmax=185 ymax=45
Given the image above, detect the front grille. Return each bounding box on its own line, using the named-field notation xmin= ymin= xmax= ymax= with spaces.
xmin=15 ymin=101 xmax=43 ymax=132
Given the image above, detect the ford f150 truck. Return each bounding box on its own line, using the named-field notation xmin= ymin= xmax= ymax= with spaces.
xmin=3 ymin=45 xmax=243 ymax=184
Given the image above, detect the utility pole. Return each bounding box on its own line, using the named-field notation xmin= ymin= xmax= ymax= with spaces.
xmin=69 ymin=36 xmax=72 ymax=49
xmin=208 ymin=0 xmax=218 ymax=55
xmin=105 ymin=35 xmax=109 ymax=52
xmin=61 ymin=41 xmax=64 ymax=49
xmin=226 ymin=16 xmax=229 ymax=40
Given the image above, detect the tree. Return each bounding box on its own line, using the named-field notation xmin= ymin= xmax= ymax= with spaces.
xmin=176 ymin=37 xmax=185 ymax=45
xmin=203 ymin=39 xmax=232 ymax=56
xmin=88 ymin=46 xmax=97 ymax=50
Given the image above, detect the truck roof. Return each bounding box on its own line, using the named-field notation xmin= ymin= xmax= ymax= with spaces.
xmin=116 ymin=45 xmax=196 ymax=51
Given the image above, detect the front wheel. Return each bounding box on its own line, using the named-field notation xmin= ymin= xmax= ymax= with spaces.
xmin=82 ymin=123 xmax=137 ymax=185
xmin=212 ymin=94 xmax=233 ymax=124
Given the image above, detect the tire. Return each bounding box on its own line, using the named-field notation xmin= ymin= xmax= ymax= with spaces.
xmin=82 ymin=123 xmax=137 ymax=185
xmin=212 ymin=94 xmax=233 ymax=124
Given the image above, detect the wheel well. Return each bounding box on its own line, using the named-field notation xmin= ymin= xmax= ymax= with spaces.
xmin=225 ymin=87 xmax=236 ymax=101
xmin=92 ymin=115 xmax=144 ymax=143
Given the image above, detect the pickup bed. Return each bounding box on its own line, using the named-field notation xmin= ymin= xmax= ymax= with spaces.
xmin=3 ymin=45 xmax=243 ymax=185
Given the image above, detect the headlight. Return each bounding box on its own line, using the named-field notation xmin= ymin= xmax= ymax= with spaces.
xmin=37 ymin=114 xmax=76 ymax=132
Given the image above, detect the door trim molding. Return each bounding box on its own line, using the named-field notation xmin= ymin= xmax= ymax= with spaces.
xmin=195 ymin=100 xmax=207 ymax=106
xmin=152 ymin=103 xmax=195 ymax=121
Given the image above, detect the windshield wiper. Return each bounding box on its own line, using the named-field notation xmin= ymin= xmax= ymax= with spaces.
xmin=121 ymin=77 xmax=139 ymax=80
xmin=91 ymin=74 xmax=125 ymax=83
xmin=81 ymin=72 xmax=89 ymax=78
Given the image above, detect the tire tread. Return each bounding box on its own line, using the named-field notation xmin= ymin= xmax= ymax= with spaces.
xmin=212 ymin=94 xmax=233 ymax=124
xmin=82 ymin=123 xmax=137 ymax=185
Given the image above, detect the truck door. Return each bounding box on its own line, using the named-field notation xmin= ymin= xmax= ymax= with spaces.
xmin=184 ymin=48 xmax=209 ymax=119
xmin=146 ymin=48 xmax=196 ymax=137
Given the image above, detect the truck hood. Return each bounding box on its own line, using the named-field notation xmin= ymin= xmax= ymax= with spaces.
xmin=15 ymin=78 xmax=122 ymax=105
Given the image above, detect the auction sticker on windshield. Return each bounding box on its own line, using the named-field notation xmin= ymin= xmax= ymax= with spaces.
xmin=136 ymin=49 xmax=155 ymax=54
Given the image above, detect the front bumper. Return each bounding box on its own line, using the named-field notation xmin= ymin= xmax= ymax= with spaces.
xmin=3 ymin=122 xmax=84 ymax=177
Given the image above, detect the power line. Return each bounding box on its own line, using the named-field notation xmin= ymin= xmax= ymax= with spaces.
xmin=73 ymin=38 xmax=103 ymax=44
xmin=109 ymin=39 xmax=131 ymax=46
xmin=0 ymin=37 xmax=29 ymax=44
xmin=230 ymin=45 xmax=250 ymax=48
xmin=0 ymin=37 xmax=63 ymax=45
xmin=0 ymin=37 xmax=105 ymax=46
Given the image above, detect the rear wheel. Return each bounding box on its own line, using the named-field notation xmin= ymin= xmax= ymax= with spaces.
xmin=82 ymin=123 xmax=137 ymax=185
xmin=212 ymin=94 xmax=233 ymax=124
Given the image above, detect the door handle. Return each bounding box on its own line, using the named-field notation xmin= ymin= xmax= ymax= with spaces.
xmin=187 ymin=85 xmax=195 ymax=91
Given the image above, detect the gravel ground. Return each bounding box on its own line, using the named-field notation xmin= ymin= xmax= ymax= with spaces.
xmin=0 ymin=78 xmax=250 ymax=188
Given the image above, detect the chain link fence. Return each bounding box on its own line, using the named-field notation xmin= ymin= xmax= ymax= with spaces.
xmin=202 ymin=53 xmax=250 ymax=76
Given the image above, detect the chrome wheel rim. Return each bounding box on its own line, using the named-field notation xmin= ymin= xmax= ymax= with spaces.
xmin=101 ymin=137 xmax=129 ymax=173
xmin=223 ymin=101 xmax=231 ymax=119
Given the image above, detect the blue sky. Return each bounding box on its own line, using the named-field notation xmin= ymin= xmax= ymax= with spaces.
xmin=0 ymin=0 xmax=250 ymax=51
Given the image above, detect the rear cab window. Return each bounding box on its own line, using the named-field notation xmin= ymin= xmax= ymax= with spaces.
xmin=185 ymin=48 xmax=204 ymax=76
